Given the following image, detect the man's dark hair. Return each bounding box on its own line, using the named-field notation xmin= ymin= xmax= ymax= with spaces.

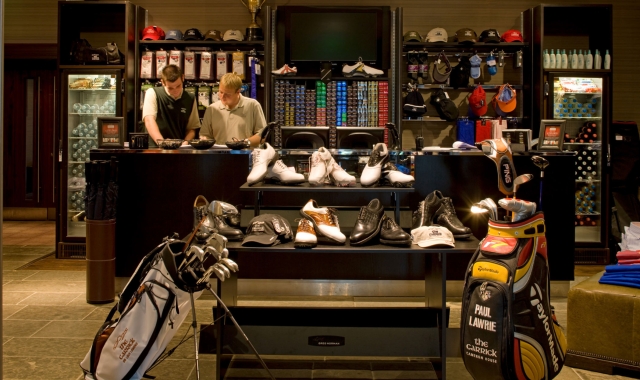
xmin=161 ymin=65 xmax=183 ymax=82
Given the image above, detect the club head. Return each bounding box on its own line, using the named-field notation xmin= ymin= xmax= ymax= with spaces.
xmin=531 ymin=155 xmax=549 ymax=171
xmin=471 ymin=198 xmax=498 ymax=220
xmin=513 ymin=174 xmax=534 ymax=192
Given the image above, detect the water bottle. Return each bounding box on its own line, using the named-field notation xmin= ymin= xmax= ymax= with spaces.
xmin=604 ymin=49 xmax=611 ymax=69
xmin=585 ymin=50 xmax=593 ymax=69
xmin=543 ymin=49 xmax=550 ymax=68
xmin=561 ymin=49 xmax=568 ymax=68
xmin=578 ymin=49 xmax=585 ymax=69
xmin=594 ymin=49 xmax=602 ymax=69
xmin=555 ymin=49 xmax=562 ymax=68
xmin=570 ymin=49 xmax=578 ymax=69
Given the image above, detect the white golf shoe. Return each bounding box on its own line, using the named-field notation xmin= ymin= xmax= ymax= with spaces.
xmin=360 ymin=143 xmax=390 ymax=187
xmin=265 ymin=159 xmax=305 ymax=185
xmin=247 ymin=143 xmax=279 ymax=185
xmin=308 ymin=148 xmax=332 ymax=185
xmin=300 ymin=199 xmax=346 ymax=243
xmin=327 ymin=160 xmax=356 ymax=187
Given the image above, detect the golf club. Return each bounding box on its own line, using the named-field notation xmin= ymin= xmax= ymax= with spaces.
xmin=471 ymin=198 xmax=498 ymax=220
xmin=513 ymin=174 xmax=534 ymax=200
xmin=531 ymin=155 xmax=549 ymax=210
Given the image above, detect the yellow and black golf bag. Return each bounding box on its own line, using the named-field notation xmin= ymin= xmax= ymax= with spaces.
xmin=460 ymin=212 xmax=567 ymax=379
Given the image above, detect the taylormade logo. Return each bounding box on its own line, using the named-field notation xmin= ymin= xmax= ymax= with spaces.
xmin=530 ymin=284 xmax=561 ymax=372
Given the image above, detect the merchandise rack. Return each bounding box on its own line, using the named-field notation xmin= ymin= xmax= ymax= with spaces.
xmin=217 ymin=180 xmax=477 ymax=380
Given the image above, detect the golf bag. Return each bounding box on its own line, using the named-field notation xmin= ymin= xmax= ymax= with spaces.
xmin=460 ymin=212 xmax=567 ymax=380
xmin=80 ymin=239 xmax=202 ymax=380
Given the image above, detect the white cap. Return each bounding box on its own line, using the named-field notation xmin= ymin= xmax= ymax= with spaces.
xmin=411 ymin=226 xmax=455 ymax=248
xmin=223 ymin=29 xmax=244 ymax=41
xmin=425 ymin=27 xmax=448 ymax=43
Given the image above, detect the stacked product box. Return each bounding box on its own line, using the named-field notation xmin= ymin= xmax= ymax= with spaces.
xmin=368 ymin=81 xmax=378 ymax=127
xmin=316 ymin=81 xmax=326 ymax=126
xmin=273 ymin=80 xmax=285 ymax=125
xmin=295 ymin=84 xmax=305 ymax=126
xmin=347 ymin=83 xmax=358 ymax=126
xmin=336 ymin=81 xmax=347 ymax=126
xmin=326 ymin=82 xmax=337 ymax=126
xmin=357 ymin=82 xmax=367 ymax=127
xmin=305 ymin=89 xmax=316 ymax=126
xmin=378 ymin=81 xmax=389 ymax=143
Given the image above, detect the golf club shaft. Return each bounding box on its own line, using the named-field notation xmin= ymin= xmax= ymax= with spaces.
xmin=539 ymin=170 xmax=544 ymax=211
xmin=189 ymin=292 xmax=201 ymax=380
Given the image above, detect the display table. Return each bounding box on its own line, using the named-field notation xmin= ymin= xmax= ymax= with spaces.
xmin=209 ymin=237 xmax=480 ymax=380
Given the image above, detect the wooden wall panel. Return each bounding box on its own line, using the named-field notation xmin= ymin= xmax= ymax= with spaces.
xmin=5 ymin=0 xmax=640 ymax=124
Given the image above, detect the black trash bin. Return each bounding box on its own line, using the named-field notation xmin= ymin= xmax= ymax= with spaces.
xmin=86 ymin=218 xmax=116 ymax=304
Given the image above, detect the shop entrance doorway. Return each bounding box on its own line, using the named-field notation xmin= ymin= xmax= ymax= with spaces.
xmin=3 ymin=59 xmax=57 ymax=217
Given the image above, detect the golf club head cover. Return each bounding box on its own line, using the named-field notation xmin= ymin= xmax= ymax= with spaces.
xmin=480 ymin=138 xmax=517 ymax=196
xmin=498 ymin=198 xmax=537 ymax=222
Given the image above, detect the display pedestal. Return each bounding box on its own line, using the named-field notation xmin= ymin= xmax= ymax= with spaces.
xmin=86 ymin=218 xmax=116 ymax=304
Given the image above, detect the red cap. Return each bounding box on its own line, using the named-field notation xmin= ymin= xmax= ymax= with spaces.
xmin=142 ymin=26 xmax=165 ymax=41
xmin=469 ymin=86 xmax=487 ymax=116
xmin=501 ymin=29 xmax=523 ymax=43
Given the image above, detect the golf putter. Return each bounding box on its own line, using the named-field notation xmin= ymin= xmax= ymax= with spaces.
xmin=480 ymin=138 xmax=517 ymax=197
xmin=531 ymin=156 xmax=549 ymax=211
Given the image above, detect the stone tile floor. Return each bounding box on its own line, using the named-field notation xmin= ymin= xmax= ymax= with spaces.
xmin=2 ymin=221 xmax=637 ymax=379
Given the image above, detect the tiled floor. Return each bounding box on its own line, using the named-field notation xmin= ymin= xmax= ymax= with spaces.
xmin=2 ymin=220 xmax=638 ymax=380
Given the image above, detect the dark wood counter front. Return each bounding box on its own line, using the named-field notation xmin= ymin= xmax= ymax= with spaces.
xmin=91 ymin=148 xmax=250 ymax=276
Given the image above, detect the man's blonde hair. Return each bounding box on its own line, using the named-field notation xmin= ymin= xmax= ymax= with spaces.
xmin=220 ymin=73 xmax=242 ymax=92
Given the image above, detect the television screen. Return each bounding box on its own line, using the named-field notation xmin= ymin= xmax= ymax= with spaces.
xmin=277 ymin=6 xmax=390 ymax=71
xmin=337 ymin=127 xmax=386 ymax=149
xmin=290 ymin=13 xmax=377 ymax=62
xmin=280 ymin=127 xmax=329 ymax=149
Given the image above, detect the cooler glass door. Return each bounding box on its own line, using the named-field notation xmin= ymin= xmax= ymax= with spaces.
xmin=549 ymin=74 xmax=607 ymax=245
xmin=62 ymin=70 xmax=121 ymax=240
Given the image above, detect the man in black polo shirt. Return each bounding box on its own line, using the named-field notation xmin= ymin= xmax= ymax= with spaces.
xmin=143 ymin=65 xmax=200 ymax=146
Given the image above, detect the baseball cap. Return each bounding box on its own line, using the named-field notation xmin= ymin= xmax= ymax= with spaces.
xmin=142 ymin=26 xmax=165 ymax=41
xmin=204 ymin=30 xmax=223 ymax=41
xmin=411 ymin=226 xmax=455 ymax=248
xmin=501 ymin=29 xmax=523 ymax=43
xmin=403 ymin=31 xmax=423 ymax=43
xmin=183 ymin=28 xmax=203 ymax=41
xmin=455 ymin=28 xmax=478 ymax=44
xmin=242 ymin=214 xmax=293 ymax=246
xmin=223 ymin=30 xmax=244 ymax=41
xmin=425 ymin=27 xmax=448 ymax=42
xmin=469 ymin=86 xmax=487 ymax=117
xmin=479 ymin=29 xmax=501 ymax=43
xmin=492 ymin=94 xmax=508 ymax=117
xmin=497 ymin=84 xmax=517 ymax=113
xmin=165 ymin=30 xmax=183 ymax=40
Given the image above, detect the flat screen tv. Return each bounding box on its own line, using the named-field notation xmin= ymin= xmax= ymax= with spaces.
xmin=276 ymin=6 xmax=390 ymax=73
xmin=337 ymin=127 xmax=386 ymax=149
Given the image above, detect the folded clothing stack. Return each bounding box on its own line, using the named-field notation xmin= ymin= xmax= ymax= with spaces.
xmin=617 ymin=250 xmax=640 ymax=265
xmin=599 ymin=263 xmax=640 ymax=289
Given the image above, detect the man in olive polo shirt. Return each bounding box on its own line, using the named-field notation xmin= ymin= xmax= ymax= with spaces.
xmin=200 ymin=73 xmax=266 ymax=147
xmin=143 ymin=64 xmax=200 ymax=146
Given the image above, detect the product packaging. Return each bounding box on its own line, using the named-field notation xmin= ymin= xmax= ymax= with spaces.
xmin=140 ymin=51 xmax=155 ymax=79
xmin=156 ymin=50 xmax=168 ymax=79
xmin=184 ymin=51 xmax=196 ymax=80
xmin=169 ymin=50 xmax=183 ymax=70
xmin=200 ymin=52 xmax=213 ymax=80
xmin=232 ymin=51 xmax=245 ymax=79
xmin=216 ymin=52 xmax=228 ymax=80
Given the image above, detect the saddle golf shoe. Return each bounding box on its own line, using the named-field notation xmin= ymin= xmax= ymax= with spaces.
xmin=308 ymin=148 xmax=332 ymax=185
xmin=210 ymin=200 xmax=241 ymax=227
xmin=247 ymin=143 xmax=279 ymax=185
xmin=350 ymin=198 xmax=385 ymax=246
xmin=434 ymin=197 xmax=472 ymax=239
xmin=300 ymin=199 xmax=346 ymax=244
xmin=265 ymin=159 xmax=305 ymax=185
xmin=360 ymin=143 xmax=390 ymax=187
xmin=294 ymin=218 xmax=317 ymax=248
xmin=379 ymin=215 xmax=412 ymax=246
xmin=380 ymin=162 xmax=415 ymax=188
